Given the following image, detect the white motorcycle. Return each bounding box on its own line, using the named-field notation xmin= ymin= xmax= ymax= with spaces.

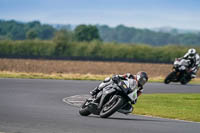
xmin=164 ymin=58 xmax=192 ymax=85
xmin=79 ymin=78 xmax=137 ymax=118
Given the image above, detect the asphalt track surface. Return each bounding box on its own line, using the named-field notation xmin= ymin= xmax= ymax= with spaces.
xmin=0 ymin=78 xmax=200 ymax=133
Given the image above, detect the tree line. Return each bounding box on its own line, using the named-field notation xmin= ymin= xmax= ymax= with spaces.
xmin=0 ymin=20 xmax=55 ymax=40
xmin=97 ymin=25 xmax=200 ymax=46
xmin=0 ymin=20 xmax=101 ymax=42
xmin=1 ymin=20 xmax=200 ymax=46
xmin=0 ymin=19 xmax=200 ymax=63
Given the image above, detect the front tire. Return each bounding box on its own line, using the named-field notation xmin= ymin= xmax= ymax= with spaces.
xmin=79 ymin=100 xmax=91 ymax=116
xmin=100 ymin=95 xmax=124 ymax=118
xmin=164 ymin=71 xmax=176 ymax=84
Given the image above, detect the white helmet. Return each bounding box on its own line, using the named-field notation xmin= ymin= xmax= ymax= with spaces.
xmin=187 ymin=48 xmax=196 ymax=58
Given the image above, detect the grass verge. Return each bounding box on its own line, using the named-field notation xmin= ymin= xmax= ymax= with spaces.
xmin=134 ymin=93 xmax=200 ymax=122
xmin=0 ymin=71 xmax=200 ymax=84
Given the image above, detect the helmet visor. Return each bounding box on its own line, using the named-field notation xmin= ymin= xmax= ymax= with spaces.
xmin=189 ymin=53 xmax=195 ymax=57
xmin=137 ymin=76 xmax=147 ymax=86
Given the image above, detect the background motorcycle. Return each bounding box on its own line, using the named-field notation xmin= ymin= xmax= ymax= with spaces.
xmin=79 ymin=78 xmax=137 ymax=118
xmin=164 ymin=58 xmax=192 ymax=85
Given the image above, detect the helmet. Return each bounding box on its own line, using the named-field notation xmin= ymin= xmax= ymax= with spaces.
xmin=136 ymin=71 xmax=148 ymax=86
xmin=187 ymin=48 xmax=196 ymax=58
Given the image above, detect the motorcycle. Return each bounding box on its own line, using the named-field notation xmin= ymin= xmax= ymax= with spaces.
xmin=79 ymin=78 xmax=137 ymax=118
xmin=164 ymin=58 xmax=192 ymax=85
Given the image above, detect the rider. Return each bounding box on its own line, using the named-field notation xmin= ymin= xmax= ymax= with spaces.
xmin=90 ymin=71 xmax=148 ymax=114
xmin=180 ymin=48 xmax=200 ymax=78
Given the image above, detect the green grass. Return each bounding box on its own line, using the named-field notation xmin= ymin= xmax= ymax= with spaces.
xmin=134 ymin=93 xmax=200 ymax=122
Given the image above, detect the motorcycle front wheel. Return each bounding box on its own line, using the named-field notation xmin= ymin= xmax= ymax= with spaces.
xmin=79 ymin=99 xmax=92 ymax=116
xmin=100 ymin=95 xmax=124 ymax=118
xmin=164 ymin=71 xmax=176 ymax=84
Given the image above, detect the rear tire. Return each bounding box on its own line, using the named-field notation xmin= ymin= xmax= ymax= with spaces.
xmin=180 ymin=80 xmax=188 ymax=85
xmin=100 ymin=95 xmax=124 ymax=118
xmin=164 ymin=71 xmax=176 ymax=84
xmin=180 ymin=75 xmax=191 ymax=85
xmin=79 ymin=100 xmax=91 ymax=116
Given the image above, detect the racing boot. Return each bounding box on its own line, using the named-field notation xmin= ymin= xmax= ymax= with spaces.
xmin=90 ymin=78 xmax=111 ymax=96
xmin=190 ymin=71 xmax=197 ymax=78
xmin=191 ymin=74 xmax=196 ymax=78
xmin=90 ymin=80 xmax=109 ymax=96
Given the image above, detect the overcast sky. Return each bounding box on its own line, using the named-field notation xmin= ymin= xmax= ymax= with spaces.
xmin=1 ymin=0 xmax=200 ymax=30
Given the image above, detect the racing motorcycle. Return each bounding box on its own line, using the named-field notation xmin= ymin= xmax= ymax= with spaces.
xmin=79 ymin=78 xmax=137 ymax=118
xmin=164 ymin=58 xmax=192 ymax=85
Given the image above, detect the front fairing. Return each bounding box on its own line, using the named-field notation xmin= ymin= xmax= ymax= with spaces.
xmin=117 ymin=81 xmax=136 ymax=102
xmin=173 ymin=59 xmax=190 ymax=72
xmin=96 ymin=80 xmax=136 ymax=110
xmin=117 ymin=81 xmax=130 ymax=94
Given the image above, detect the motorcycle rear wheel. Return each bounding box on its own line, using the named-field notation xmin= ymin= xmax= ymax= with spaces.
xmin=100 ymin=95 xmax=124 ymax=118
xmin=180 ymin=76 xmax=191 ymax=85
